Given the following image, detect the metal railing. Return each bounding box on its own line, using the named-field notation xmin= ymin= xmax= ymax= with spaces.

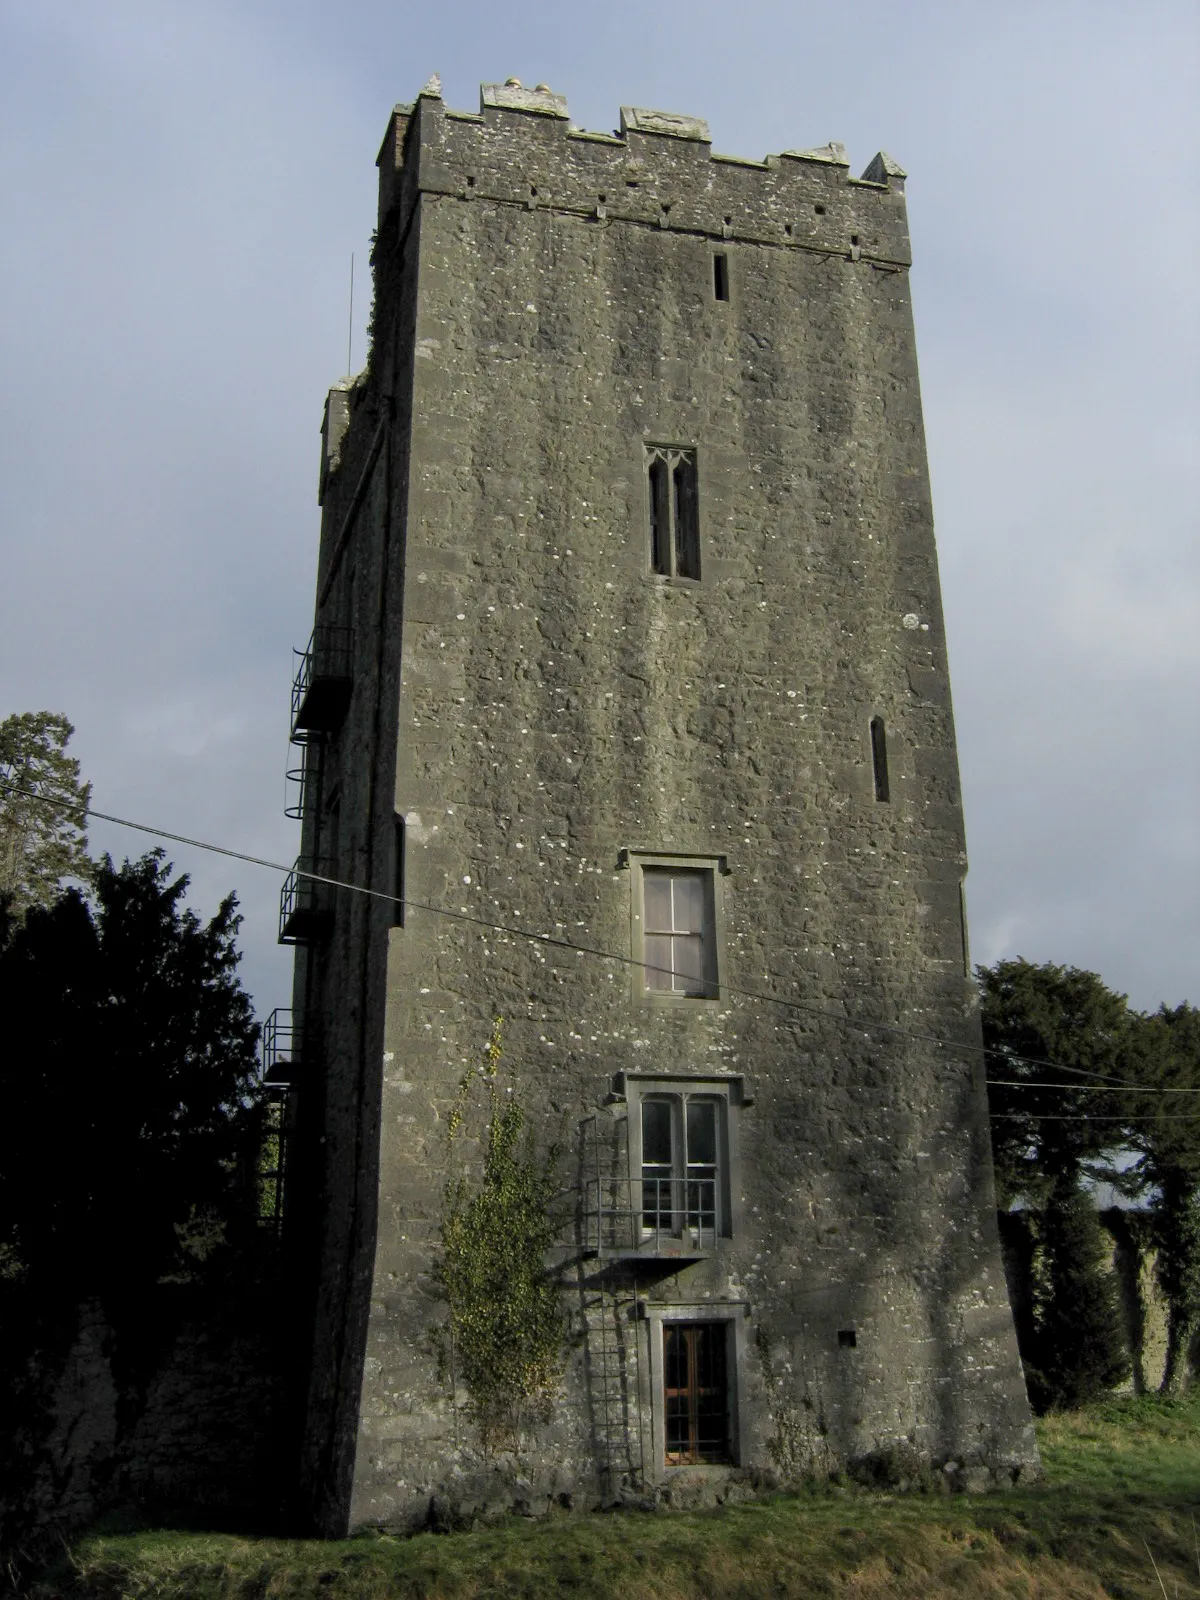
xmin=278 ymin=857 xmax=335 ymax=944
xmin=260 ymin=1007 xmax=301 ymax=1084
xmin=290 ymin=624 xmax=353 ymax=737
xmin=582 ymin=1176 xmax=720 ymax=1261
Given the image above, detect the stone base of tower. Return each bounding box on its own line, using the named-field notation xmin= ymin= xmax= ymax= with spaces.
xmin=337 ymin=1247 xmax=1039 ymax=1535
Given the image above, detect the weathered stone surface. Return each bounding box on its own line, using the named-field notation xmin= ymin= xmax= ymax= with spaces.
xmin=288 ymin=79 xmax=1039 ymax=1536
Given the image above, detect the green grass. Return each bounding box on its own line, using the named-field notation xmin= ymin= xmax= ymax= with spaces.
xmin=27 ymin=1394 xmax=1200 ymax=1600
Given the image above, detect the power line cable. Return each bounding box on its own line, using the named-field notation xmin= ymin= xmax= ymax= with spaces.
xmin=6 ymin=781 xmax=1194 ymax=1104
xmin=986 ymin=1079 xmax=1200 ymax=1096
xmin=992 ymin=1113 xmax=1196 ymax=1126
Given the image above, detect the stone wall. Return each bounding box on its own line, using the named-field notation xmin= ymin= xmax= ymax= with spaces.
xmin=997 ymin=1207 xmax=1173 ymax=1397
xmin=288 ymin=79 xmax=1039 ymax=1534
xmin=0 ymin=1283 xmax=283 ymax=1555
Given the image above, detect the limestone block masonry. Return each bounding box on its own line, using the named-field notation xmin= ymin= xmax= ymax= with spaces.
xmin=286 ymin=77 xmax=1040 ymax=1535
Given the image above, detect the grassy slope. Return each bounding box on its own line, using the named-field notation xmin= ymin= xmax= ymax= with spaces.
xmin=29 ymin=1395 xmax=1200 ymax=1600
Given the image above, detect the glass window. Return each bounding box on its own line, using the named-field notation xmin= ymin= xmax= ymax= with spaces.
xmin=643 ymin=868 xmax=713 ymax=996
xmin=640 ymin=1095 xmax=723 ymax=1238
xmin=645 ymin=446 xmax=700 ymax=580
xmin=641 ymin=1098 xmax=674 ymax=1233
xmin=664 ymin=1323 xmax=731 ymax=1464
xmin=686 ymin=1099 xmax=718 ymax=1233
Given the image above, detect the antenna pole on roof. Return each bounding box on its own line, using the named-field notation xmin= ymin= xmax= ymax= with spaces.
xmin=347 ymin=253 xmax=355 ymax=376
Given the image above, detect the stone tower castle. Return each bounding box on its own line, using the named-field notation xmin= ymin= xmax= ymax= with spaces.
xmin=277 ymin=76 xmax=1038 ymax=1534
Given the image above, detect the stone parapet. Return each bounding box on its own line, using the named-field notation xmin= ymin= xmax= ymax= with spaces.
xmin=376 ymin=80 xmax=910 ymax=268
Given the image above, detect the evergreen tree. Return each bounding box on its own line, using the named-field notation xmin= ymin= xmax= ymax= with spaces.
xmin=980 ymin=959 xmax=1133 ymax=1206
xmin=0 ymin=712 xmax=91 ymax=920
xmin=980 ymin=961 xmax=1200 ymax=1402
xmin=1125 ymin=1004 xmax=1200 ymax=1393
xmin=980 ymin=959 xmax=1135 ymax=1410
xmin=0 ymin=852 xmax=262 ymax=1299
xmin=1032 ymin=1177 xmax=1130 ymax=1411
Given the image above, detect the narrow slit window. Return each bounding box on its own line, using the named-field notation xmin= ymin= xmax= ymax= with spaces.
xmin=712 ymin=252 xmax=730 ymax=301
xmin=648 ymin=455 xmax=671 ymax=575
xmin=645 ymin=446 xmax=700 ymax=581
xmin=870 ymin=716 xmax=890 ymax=802
xmin=391 ymin=814 xmax=405 ymax=926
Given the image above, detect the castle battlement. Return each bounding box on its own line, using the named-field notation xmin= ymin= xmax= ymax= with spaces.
xmin=376 ymin=77 xmax=911 ymax=268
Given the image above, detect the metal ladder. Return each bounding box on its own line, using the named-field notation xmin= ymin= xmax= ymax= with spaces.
xmin=587 ymin=1276 xmax=628 ymax=1497
xmin=581 ymin=1112 xmax=647 ymax=1496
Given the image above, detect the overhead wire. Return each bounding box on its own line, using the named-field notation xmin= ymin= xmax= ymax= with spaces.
xmin=990 ymin=1113 xmax=1200 ymax=1122
xmin=6 ymin=781 xmax=1197 ymax=1116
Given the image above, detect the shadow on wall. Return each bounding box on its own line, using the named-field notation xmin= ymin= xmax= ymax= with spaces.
xmin=0 ymin=1265 xmax=288 ymax=1564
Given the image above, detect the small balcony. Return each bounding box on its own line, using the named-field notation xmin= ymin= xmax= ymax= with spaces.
xmin=291 ymin=624 xmax=353 ymax=738
xmin=260 ymin=1007 xmax=302 ymax=1087
xmin=580 ymin=1176 xmax=720 ymax=1263
xmin=278 ymin=858 xmax=335 ymax=945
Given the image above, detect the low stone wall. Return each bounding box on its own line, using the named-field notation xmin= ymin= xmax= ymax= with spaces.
xmin=0 ymin=1279 xmax=284 ymax=1558
xmin=997 ymin=1207 xmax=1173 ymax=1397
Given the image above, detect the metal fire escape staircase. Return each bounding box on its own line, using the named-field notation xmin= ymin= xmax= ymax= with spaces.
xmin=278 ymin=624 xmax=353 ymax=945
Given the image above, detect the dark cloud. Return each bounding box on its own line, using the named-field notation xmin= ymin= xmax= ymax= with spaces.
xmin=1 ymin=0 xmax=1194 ymax=1014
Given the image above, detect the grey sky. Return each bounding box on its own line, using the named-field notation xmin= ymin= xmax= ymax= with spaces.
xmin=1 ymin=0 xmax=1196 ymax=1018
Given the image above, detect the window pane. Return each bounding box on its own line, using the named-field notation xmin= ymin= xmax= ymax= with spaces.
xmin=664 ymin=1326 xmax=687 ymax=1388
xmin=672 ymin=932 xmax=704 ymax=992
xmin=694 ymin=1324 xmax=728 ymax=1463
xmin=671 ymin=872 xmax=706 ymax=933
xmin=643 ymin=870 xmax=671 ymax=931
xmin=642 ymin=1174 xmax=672 ymax=1230
xmin=645 ymin=933 xmax=673 ymax=990
xmin=686 ymin=1100 xmax=717 ymax=1166
xmin=640 ymin=865 xmax=716 ymax=998
xmin=664 ymin=1326 xmax=691 ymax=1461
xmin=694 ymin=1322 xmax=724 ymax=1388
xmin=662 ymin=1323 xmax=730 ymax=1466
xmin=642 ymin=1100 xmax=674 ymax=1165
xmin=673 ymin=457 xmax=700 ymax=581
xmin=685 ymin=1101 xmax=719 ymax=1229
xmin=649 ymin=457 xmax=670 ymax=575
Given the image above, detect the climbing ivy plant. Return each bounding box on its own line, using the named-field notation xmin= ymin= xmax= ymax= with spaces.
xmin=436 ymin=1020 xmax=564 ymax=1453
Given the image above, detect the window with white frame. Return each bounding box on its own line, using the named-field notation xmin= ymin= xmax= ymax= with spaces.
xmin=641 ymin=1093 xmax=722 ymax=1239
xmin=620 ymin=1073 xmax=745 ymax=1247
xmin=638 ymin=864 xmax=719 ymax=999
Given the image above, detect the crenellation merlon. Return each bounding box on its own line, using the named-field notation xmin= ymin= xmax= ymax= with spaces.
xmin=375 ymin=79 xmax=912 ymax=268
xmin=482 ymin=79 xmax=569 ymax=120
xmin=783 ymin=141 xmax=849 ymax=167
xmin=619 ymin=106 xmax=711 ymax=143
